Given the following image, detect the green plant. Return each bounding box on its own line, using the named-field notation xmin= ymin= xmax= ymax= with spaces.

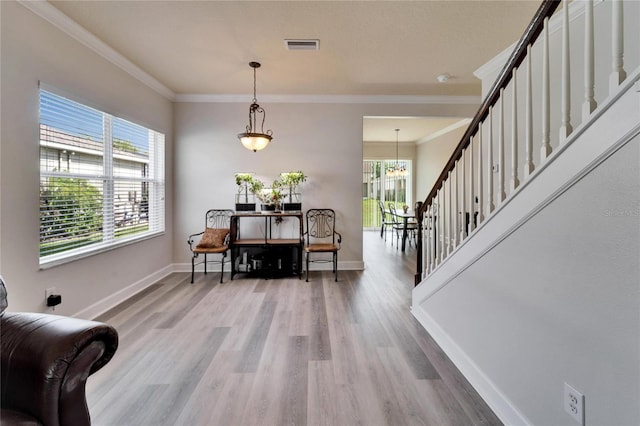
xmin=234 ymin=173 xmax=254 ymax=188
xmin=249 ymin=178 xmax=264 ymax=196
xmin=279 ymin=171 xmax=307 ymax=202
xmin=256 ymin=186 xmax=283 ymax=206
xmin=39 ymin=177 xmax=103 ymax=247
xmin=234 ymin=173 xmax=255 ymax=203
xmin=279 ymin=171 xmax=306 ymax=188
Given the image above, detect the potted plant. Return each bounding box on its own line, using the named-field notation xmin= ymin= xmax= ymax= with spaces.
xmin=279 ymin=171 xmax=307 ymax=211
xmin=257 ymin=186 xmax=283 ymax=212
xmin=234 ymin=173 xmax=257 ymax=211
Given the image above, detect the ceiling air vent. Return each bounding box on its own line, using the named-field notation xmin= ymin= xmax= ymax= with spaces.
xmin=285 ymin=39 xmax=320 ymax=51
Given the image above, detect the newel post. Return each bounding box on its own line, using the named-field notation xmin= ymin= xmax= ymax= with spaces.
xmin=415 ymin=201 xmax=423 ymax=287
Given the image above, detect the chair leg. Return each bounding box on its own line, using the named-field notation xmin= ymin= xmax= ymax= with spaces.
xmin=306 ymin=252 xmax=310 ymax=282
xmin=191 ymin=254 xmax=196 ymax=284
xmin=220 ymin=253 xmax=225 ymax=283
xmin=204 ymin=254 xmax=207 ymax=275
xmin=334 ymin=252 xmax=338 ymax=282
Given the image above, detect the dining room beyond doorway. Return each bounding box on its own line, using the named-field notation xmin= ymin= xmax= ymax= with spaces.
xmin=362 ymin=159 xmax=412 ymax=230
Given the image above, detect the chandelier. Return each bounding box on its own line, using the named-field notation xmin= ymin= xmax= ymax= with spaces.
xmin=386 ymin=128 xmax=407 ymax=177
xmin=238 ymin=62 xmax=273 ymax=152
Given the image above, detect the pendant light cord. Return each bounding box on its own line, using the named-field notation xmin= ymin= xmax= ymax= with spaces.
xmin=395 ymin=128 xmax=400 ymax=168
xmin=252 ymin=66 xmax=257 ymax=103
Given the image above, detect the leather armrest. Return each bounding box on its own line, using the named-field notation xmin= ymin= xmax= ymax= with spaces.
xmin=1 ymin=312 xmax=118 ymax=426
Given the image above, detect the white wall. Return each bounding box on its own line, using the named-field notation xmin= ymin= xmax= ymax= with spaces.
xmin=413 ymin=54 xmax=640 ymax=424
xmin=0 ymin=1 xmax=173 ymax=316
xmin=173 ymin=101 xmax=478 ymax=269
xmin=415 ymin=125 xmax=468 ymax=201
xmin=416 ymin=135 xmax=639 ymax=425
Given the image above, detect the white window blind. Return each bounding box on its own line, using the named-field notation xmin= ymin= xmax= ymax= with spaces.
xmin=39 ymin=89 xmax=165 ymax=266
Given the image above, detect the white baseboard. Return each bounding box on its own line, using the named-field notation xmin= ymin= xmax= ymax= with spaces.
xmin=410 ymin=305 xmax=531 ymax=426
xmin=73 ymin=265 xmax=173 ymax=320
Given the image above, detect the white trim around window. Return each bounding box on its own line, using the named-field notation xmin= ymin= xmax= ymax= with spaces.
xmin=38 ymin=87 xmax=165 ymax=268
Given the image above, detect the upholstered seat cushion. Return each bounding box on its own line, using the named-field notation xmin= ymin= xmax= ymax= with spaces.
xmin=196 ymin=228 xmax=229 ymax=249
xmin=192 ymin=245 xmax=228 ymax=254
xmin=305 ymin=243 xmax=339 ymax=252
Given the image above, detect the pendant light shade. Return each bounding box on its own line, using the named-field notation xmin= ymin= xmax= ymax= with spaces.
xmin=238 ymin=62 xmax=273 ymax=152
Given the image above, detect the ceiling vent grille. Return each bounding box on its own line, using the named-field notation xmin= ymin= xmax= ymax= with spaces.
xmin=285 ymin=39 xmax=320 ymax=51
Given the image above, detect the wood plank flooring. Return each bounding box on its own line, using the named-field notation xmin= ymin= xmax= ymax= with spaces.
xmin=87 ymin=231 xmax=501 ymax=426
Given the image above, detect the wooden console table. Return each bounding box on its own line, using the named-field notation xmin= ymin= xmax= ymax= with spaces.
xmin=229 ymin=212 xmax=303 ymax=279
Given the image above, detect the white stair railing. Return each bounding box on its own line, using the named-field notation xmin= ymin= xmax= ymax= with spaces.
xmin=415 ymin=0 xmax=638 ymax=285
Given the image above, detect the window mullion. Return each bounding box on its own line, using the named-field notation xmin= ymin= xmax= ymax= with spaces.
xmin=103 ymin=114 xmax=114 ymax=242
xmin=39 ymin=88 xmax=165 ymax=266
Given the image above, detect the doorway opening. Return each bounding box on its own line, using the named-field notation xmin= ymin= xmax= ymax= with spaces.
xmin=362 ymin=159 xmax=412 ymax=229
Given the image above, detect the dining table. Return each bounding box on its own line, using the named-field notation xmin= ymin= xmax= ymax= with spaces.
xmin=394 ymin=210 xmax=417 ymax=252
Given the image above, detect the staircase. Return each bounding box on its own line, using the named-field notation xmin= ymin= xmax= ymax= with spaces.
xmin=411 ymin=0 xmax=640 ymax=424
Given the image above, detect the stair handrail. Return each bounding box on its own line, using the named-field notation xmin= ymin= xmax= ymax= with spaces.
xmin=414 ymin=0 xmax=561 ymax=285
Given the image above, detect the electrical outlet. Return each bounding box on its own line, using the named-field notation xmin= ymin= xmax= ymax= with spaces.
xmin=564 ymin=383 xmax=585 ymax=425
xmin=45 ymin=287 xmax=57 ymax=300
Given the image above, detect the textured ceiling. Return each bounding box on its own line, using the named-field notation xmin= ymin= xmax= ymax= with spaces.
xmin=49 ymin=0 xmax=540 ymax=97
xmin=46 ymin=1 xmax=540 ymax=143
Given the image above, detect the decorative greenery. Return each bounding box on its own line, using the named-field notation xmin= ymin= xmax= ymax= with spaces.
xmin=234 ymin=173 xmax=254 ymax=189
xmin=235 ymin=171 xmax=307 ymax=208
xmin=234 ymin=173 xmax=256 ymax=204
xmin=249 ymin=179 xmax=264 ymax=197
xmin=279 ymin=171 xmax=307 ymax=188
xmin=257 ymin=187 xmax=284 ymax=206
xmin=279 ymin=171 xmax=307 ymax=202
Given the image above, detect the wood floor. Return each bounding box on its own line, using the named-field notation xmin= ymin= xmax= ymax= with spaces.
xmin=87 ymin=231 xmax=501 ymax=426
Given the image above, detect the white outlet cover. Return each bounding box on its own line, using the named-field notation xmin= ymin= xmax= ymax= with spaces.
xmin=564 ymin=382 xmax=585 ymax=425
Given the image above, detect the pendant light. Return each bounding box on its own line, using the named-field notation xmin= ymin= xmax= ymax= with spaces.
xmin=238 ymin=62 xmax=273 ymax=152
xmin=386 ymin=128 xmax=407 ymax=177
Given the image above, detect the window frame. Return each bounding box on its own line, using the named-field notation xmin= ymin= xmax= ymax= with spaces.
xmin=38 ymin=86 xmax=165 ymax=268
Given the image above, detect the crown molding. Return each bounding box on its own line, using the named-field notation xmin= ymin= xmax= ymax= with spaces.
xmin=18 ymin=0 xmax=175 ymax=101
xmin=174 ymin=93 xmax=480 ymax=105
xmin=416 ymin=118 xmax=472 ymax=145
xmin=18 ymin=0 xmax=481 ymax=106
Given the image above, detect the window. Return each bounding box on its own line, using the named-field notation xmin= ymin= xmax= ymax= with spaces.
xmin=362 ymin=159 xmax=412 ymax=228
xmin=39 ymin=89 xmax=165 ymax=266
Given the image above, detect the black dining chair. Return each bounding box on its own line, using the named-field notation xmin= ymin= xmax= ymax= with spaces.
xmin=389 ymin=205 xmax=418 ymax=249
xmin=303 ymin=208 xmax=342 ymax=282
xmin=378 ymin=200 xmax=395 ymax=241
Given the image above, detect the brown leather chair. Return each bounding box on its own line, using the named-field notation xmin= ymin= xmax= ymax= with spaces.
xmin=0 ymin=277 xmax=118 ymax=426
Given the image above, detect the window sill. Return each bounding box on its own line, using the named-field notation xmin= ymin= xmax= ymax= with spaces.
xmin=39 ymin=231 xmax=165 ymax=270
